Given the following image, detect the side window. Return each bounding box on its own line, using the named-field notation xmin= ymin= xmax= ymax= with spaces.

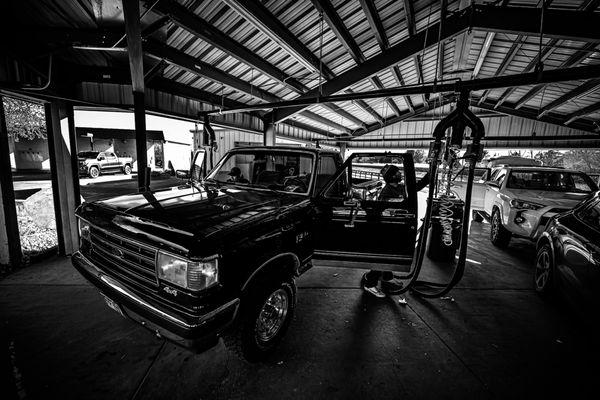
xmin=495 ymin=169 xmax=507 ymax=185
xmin=97 ymin=152 xmax=106 ymax=160
xmin=107 ymin=152 xmax=116 ymax=160
xmin=315 ymin=155 xmax=341 ymax=195
xmin=576 ymin=201 xmax=600 ymax=230
xmin=572 ymin=174 xmax=593 ymax=192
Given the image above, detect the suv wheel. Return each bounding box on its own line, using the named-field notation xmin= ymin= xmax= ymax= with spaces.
xmin=224 ymin=278 xmax=296 ymax=362
xmin=534 ymin=243 xmax=555 ymax=296
xmin=490 ymin=209 xmax=511 ymax=247
xmin=472 ymin=210 xmax=483 ymax=223
xmin=89 ymin=166 xmax=100 ymax=179
xmin=123 ymin=164 xmax=132 ymax=175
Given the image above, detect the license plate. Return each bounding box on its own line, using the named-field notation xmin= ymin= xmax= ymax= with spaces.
xmin=101 ymin=294 xmax=125 ymax=317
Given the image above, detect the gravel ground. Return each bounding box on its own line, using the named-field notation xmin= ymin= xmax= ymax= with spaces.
xmin=17 ymin=214 xmax=58 ymax=260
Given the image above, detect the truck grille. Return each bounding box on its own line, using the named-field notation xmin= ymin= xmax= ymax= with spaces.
xmin=84 ymin=226 xmax=158 ymax=287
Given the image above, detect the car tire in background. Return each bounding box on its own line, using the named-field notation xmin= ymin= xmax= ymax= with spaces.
xmin=534 ymin=243 xmax=555 ymax=297
xmin=224 ymin=277 xmax=296 ymax=362
xmin=490 ymin=208 xmax=511 ymax=248
xmin=88 ymin=166 xmax=100 ymax=179
xmin=123 ymin=164 xmax=132 ymax=175
xmin=472 ymin=210 xmax=483 ymax=223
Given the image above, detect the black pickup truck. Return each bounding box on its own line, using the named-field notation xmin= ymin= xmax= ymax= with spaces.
xmin=72 ymin=146 xmax=418 ymax=361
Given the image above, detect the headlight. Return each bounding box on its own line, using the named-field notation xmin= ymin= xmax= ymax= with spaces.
xmin=509 ymin=199 xmax=544 ymax=210
xmin=157 ymin=251 xmax=219 ymax=291
xmin=78 ymin=219 xmax=90 ymax=242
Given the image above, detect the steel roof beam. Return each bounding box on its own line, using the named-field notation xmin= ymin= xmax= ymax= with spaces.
xmin=222 ymin=1 xmax=362 ymax=129
xmin=356 ymin=95 xmax=456 ymax=137
xmin=222 ymin=0 xmax=335 ymax=80
xmin=403 ymin=0 xmax=428 ymax=106
xmin=478 ymin=35 xmax=525 ymax=105
xmin=514 ymin=43 xmax=598 ymax=109
xmin=144 ymin=39 xmax=280 ymax=103
xmin=475 ymin=98 xmax=599 ymax=133
xmin=300 ymin=110 xmax=352 ymax=134
xmin=360 ymin=0 xmax=410 ymax=116
xmin=564 ymin=101 xmax=600 ymax=125
xmin=321 ymin=104 xmax=366 ymax=129
xmin=268 ymin=0 xmax=471 ymax=123
xmin=538 ymin=78 xmax=600 ymax=118
xmin=472 ymin=32 xmax=495 ymax=79
xmin=310 ymin=0 xmax=400 ymax=121
xmin=149 ymin=0 xmax=308 ymax=94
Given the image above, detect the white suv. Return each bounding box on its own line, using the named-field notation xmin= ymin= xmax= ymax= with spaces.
xmin=462 ymin=167 xmax=598 ymax=247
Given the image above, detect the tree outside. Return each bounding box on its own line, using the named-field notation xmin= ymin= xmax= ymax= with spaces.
xmin=2 ymin=97 xmax=46 ymax=141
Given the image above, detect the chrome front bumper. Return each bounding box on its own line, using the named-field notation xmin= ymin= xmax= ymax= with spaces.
xmin=72 ymin=251 xmax=239 ymax=352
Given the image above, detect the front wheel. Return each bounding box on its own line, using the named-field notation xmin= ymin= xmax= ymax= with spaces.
xmin=224 ymin=279 xmax=296 ymax=362
xmin=88 ymin=166 xmax=100 ymax=179
xmin=534 ymin=244 xmax=555 ymax=296
xmin=472 ymin=210 xmax=483 ymax=223
xmin=123 ymin=164 xmax=132 ymax=175
xmin=490 ymin=209 xmax=511 ymax=248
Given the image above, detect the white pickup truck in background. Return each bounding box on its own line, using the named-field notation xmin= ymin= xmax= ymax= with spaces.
xmin=78 ymin=151 xmax=134 ymax=179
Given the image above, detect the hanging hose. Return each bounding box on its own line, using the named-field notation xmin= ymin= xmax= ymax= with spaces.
xmin=395 ymin=90 xmax=485 ymax=298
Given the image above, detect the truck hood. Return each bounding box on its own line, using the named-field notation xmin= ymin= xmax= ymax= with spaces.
xmin=78 ymin=183 xmax=309 ymax=255
xmin=507 ymin=189 xmax=589 ymax=209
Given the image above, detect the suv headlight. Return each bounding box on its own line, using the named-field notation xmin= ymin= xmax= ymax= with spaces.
xmin=509 ymin=199 xmax=544 ymax=210
xmin=157 ymin=252 xmax=219 ymax=291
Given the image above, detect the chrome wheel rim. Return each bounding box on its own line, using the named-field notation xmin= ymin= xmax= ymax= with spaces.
xmin=255 ymin=288 xmax=289 ymax=342
xmin=90 ymin=168 xmax=98 ymax=178
xmin=535 ymin=250 xmax=550 ymax=290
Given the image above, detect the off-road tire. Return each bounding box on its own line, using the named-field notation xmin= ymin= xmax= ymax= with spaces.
xmin=490 ymin=209 xmax=511 ymax=248
xmin=224 ymin=278 xmax=296 ymax=362
xmin=534 ymin=243 xmax=555 ymax=297
xmin=89 ymin=166 xmax=100 ymax=179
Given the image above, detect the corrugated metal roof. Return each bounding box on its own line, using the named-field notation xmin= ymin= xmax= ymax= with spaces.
xmin=3 ymin=0 xmax=600 ymax=145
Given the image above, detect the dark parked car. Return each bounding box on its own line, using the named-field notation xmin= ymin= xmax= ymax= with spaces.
xmin=534 ymin=191 xmax=600 ymax=319
xmin=72 ymin=147 xmax=418 ymax=361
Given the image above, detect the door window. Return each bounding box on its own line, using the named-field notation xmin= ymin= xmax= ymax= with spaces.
xmin=324 ymin=154 xmax=406 ymax=203
xmin=316 ymin=155 xmax=342 ymax=195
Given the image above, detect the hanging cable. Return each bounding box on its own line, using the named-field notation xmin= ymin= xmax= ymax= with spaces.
xmin=536 ymin=0 xmax=547 ymax=75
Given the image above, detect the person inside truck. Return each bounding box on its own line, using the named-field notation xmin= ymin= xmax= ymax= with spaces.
xmin=363 ymin=166 xmax=431 ymax=298
xmin=378 ymin=164 xmax=406 ymax=201
xmin=227 ymin=166 xmax=249 ymax=184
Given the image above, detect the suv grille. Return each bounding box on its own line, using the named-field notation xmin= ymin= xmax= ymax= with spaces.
xmin=84 ymin=226 xmax=158 ymax=287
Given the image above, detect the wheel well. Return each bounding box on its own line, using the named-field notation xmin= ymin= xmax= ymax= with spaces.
xmin=241 ymin=253 xmax=299 ymax=294
xmin=537 ymin=235 xmax=551 ymax=251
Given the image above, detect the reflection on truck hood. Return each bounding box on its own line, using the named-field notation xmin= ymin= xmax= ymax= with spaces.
xmin=91 ymin=184 xmax=307 ymax=244
xmin=507 ymin=189 xmax=589 ymax=208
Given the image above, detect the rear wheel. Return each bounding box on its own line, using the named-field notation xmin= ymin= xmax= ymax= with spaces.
xmin=534 ymin=243 xmax=555 ymax=296
xmin=224 ymin=278 xmax=296 ymax=362
xmin=490 ymin=209 xmax=511 ymax=248
xmin=89 ymin=166 xmax=99 ymax=179
xmin=123 ymin=164 xmax=132 ymax=175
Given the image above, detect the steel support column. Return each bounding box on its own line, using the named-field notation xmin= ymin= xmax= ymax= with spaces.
xmin=45 ymin=102 xmax=79 ymax=255
xmin=123 ymin=0 xmax=148 ymax=192
xmin=0 ymin=96 xmax=21 ymax=268
xmin=66 ymin=103 xmax=81 ymax=206
xmin=263 ymin=120 xmax=276 ymax=146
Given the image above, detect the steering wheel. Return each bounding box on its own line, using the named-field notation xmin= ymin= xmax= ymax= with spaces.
xmin=283 ymin=177 xmax=308 ymax=193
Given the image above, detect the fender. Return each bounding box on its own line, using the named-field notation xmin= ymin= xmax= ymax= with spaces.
xmin=241 ymin=252 xmax=300 ymax=292
xmin=537 ymin=231 xmax=555 ymax=255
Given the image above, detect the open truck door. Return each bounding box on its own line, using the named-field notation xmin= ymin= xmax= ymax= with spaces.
xmin=312 ymin=152 xmax=418 ymax=272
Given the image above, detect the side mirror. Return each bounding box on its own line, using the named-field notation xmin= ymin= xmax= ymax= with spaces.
xmin=176 ymin=170 xmax=190 ymax=179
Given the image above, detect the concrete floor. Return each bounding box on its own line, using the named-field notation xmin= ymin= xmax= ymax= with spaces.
xmin=1 ymin=222 xmax=599 ymax=399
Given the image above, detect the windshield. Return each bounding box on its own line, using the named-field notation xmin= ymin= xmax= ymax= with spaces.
xmin=506 ymin=170 xmax=596 ymax=193
xmin=78 ymin=151 xmax=99 ymax=158
xmin=206 ymin=150 xmax=315 ymax=194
